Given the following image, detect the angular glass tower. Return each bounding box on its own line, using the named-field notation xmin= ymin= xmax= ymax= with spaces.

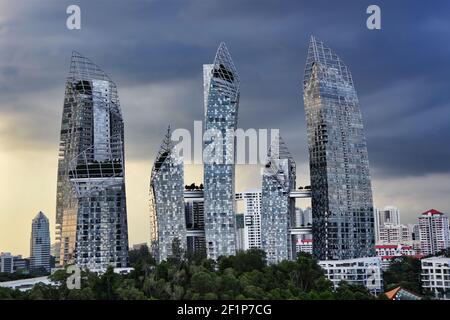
xmin=303 ymin=36 xmax=375 ymax=260
xmin=261 ymin=135 xmax=296 ymax=264
xmin=55 ymin=52 xmax=129 ymax=269
xmin=203 ymin=43 xmax=240 ymax=260
xmin=149 ymin=127 xmax=186 ymax=261
xmin=30 ymin=211 xmax=51 ymax=272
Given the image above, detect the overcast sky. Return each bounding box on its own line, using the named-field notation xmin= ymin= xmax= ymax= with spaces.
xmin=1 ymin=0 xmax=449 ymax=255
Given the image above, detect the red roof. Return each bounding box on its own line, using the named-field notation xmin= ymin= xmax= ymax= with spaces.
xmin=421 ymin=209 xmax=443 ymax=216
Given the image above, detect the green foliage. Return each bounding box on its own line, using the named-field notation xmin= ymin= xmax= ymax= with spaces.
xmin=0 ymin=249 xmax=382 ymax=300
xmin=383 ymin=256 xmax=422 ymax=293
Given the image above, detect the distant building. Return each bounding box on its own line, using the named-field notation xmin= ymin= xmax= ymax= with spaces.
xmin=13 ymin=256 xmax=30 ymax=274
xmin=378 ymin=224 xmax=412 ymax=245
xmin=236 ymin=190 xmax=262 ymax=250
xmin=319 ymin=257 xmax=383 ymax=295
xmin=185 ymin=190 xmax=206 ymax=256
xmin=384 ymin=286 xmax=422 ymax=300
xmin=421 ymin=256 xmax=450 ymax=300
xmin=296 ymin=239 xmax=313 ymax=255
xmin=0 ymin=253 xmax=14 ymax=273
xmin=295 ymin=207 xmax=312 ymax=227
xmin=30 ymin=211 xmax=51 ymax=272
xmin=235 ymin=214 xmax=245 ymax=251
xmin=375 ymin=244 xmax=418 ymax=270
xmin=375 ymin=206 xmax=401 ymax=240
xmin=419 ymin=209 xmax=450 ymax=256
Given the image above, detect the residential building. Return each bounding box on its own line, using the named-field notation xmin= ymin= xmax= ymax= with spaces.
xmin=378 ymin=224 xmax=412 ymax=245
xmin=55 ymin=51 xmax=129 ymax=269
xmin=235 ymin=214 xmax=245 ymax=251
xmin=319 ymin=257 xmax=383 ymax=295
xmin=0 ymin=253 xmax=14 ymax=273
xmin=421 ymin=256 xmax=450 ymax=300
xmin=203 ymin=43 xmax=240 ymax=260
xmin=236 ymin=189 xmax=262 ymax=250
xmin=375 ymin=206 xmax=400 ymax=240
xmin=419 ymin=209 xmax=450 ymax=256
xmin=30 ymin=211 xmax=51 ymax=272
xmin=149 ymin=127 xmax=186 ymax=262
xmin=303 ymin=36 xmax=375 ymax=260
xmin=296 ymin=239 xmax=313 ymax=255
xmin=261 ymin=135 xmax=296 ymax=264
xmin=375 ymin=244 xmax=418 ymax=270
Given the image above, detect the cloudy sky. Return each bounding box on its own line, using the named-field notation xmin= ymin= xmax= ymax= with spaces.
xmin=1 ymin=0 xmax=449 ymax=256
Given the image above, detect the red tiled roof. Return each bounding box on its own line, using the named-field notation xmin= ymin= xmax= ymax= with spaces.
xmin=421 ymin=209 xmax=443 ymax=216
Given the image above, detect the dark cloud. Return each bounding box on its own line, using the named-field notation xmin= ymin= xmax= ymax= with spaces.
xmin=1 ymin=0 xmax=449 ymax=180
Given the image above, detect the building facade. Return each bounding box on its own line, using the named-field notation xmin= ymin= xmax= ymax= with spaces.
xmin=203 ymin=43 xmax=240 ymax=260
xmin=319 ymin=257 xmax=383 ymax=294
xmin=261 ymin=135 xmax=296 ymax=264
xmin=421 ymin=256 xmax=450 ymax=300
xmin=419 ymin=209 xmax=450 ymax=256
xmin=375 ymin=206 xmax=400 ymax=241
xmin=236 ymin=190 xmax=262 ymax=250
xmin=378 ymin=224 xmax=412 ymax=245
xmin=55 ymin=52 xmax=129 ymax=269
xmin=184 ymin=190 xmax=206 ymax=256
xmin=30 ymin=211 xmax=51 ymax=272
xmin=149 ymin=128 xmax=186 ymax=262
xmin=303 ymin=36 xmax=375 ymax=260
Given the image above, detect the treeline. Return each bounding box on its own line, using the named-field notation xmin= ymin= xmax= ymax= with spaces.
xmin=0 ymin=247 xmax=385 ymax=300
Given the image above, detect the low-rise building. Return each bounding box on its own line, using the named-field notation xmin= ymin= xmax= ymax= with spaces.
xmin=319 ymin=257 xmax=383 ymax=295
xmin=421 ymin=256 xmax=450 ymax=300
xmin=296 ymin=239 xmax=313 ymax=255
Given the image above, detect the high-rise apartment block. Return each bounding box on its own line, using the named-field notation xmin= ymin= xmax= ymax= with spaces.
xmin=55 ymin=52 xmax=129 ymax=269
xmin=203 ymin=43 xmax=240 ymax=260
xmin=419 ymin=209 xmax=450 ymax=256
xmin=303 ymin=36 xmax=375 ymax=260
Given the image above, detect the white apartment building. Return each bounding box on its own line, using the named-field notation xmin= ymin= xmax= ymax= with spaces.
xmin=296 ymin=239 xmax=313 ymax=255
xmin=419 ymin=209 xmax=450 ymax=256
xmin=319 ymin=257 xmax=383 ymax=295
xmin=375 ymin=206 xmax=400 ymax=241
xmin=378 ymin=224 xmax=412 ymax=245
xmin=375 ymin=244 xmax=417 ymax=270
xmin=421 ymin=256 xmax=450 ymax=300
xmin=236 ymin=190 xmax=262 ymax=250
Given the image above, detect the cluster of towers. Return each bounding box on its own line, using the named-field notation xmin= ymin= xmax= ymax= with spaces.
xmin=53 ymin=36 xmax=375 ymax=270
xmin=149 ymin=36 xmax=376 ymax=264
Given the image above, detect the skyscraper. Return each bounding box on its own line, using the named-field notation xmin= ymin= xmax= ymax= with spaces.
xmin=261 ymin=135 xmax=296 ymax=264
xmin=30 ymin=211 xmax=50 ymax=272
xmin=203 ymin=43 xmax=240 ymax=260
xmin=419 ymin=209 xmax=450 ymax=256
xmin=149 ymin=127 xmax=186 ymax=261
xmin=55 ymin=52 xmax=129 ymax=269
xmin=375 ymin=206 xmax=400 ymax=241
xmin=303 ymin=36 xmax=375 ymax=260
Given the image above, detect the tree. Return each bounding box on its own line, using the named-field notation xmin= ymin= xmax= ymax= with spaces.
xmin=383 ymin=256 xmax=422 ymax=293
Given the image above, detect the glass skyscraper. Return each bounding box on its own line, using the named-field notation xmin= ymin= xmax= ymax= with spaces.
xmin=149 ymin=127 xmax=186 ymax=261
xmin=261 ymin=135 xmax=296 ymax=264
xmin=55 ymin=52 xmax=129 ymax=269
xmin=303 ymin=36 xmax=375 ymax=260
xmin=203 ymin=43 xmax=240 ymax=260
xmin=30 ymin=211 xmax=51 ymax=272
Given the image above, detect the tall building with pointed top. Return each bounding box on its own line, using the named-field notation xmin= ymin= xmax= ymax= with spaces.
xmin=261 ymin=135 xmax=296 ymax=264
xmin=30 ymin=211 xmax=51 ymax=272
xmin=303 ymin=36 xmax=375 ymax=260
xmin=203 ymin=43 xmax=240 ymax=260
xmin=55 ymin=52 xmax=129 ymax=269
xmin=149 ymin=127 xmax=186 ymax=261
